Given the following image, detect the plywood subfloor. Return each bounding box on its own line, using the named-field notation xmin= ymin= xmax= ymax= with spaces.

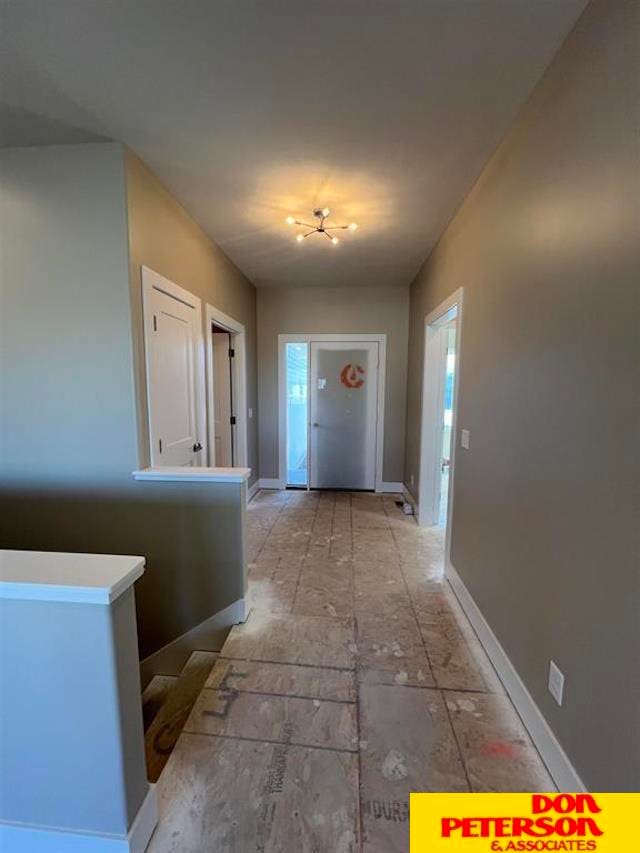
xmin=148 ymin=490 xmax=554 ymax=852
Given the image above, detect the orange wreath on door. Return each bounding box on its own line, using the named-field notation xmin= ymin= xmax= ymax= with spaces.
xmin=340 ymin=364 xmax=365 ymax=389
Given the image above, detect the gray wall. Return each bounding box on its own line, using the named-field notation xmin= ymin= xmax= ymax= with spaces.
xmin=404 ymin=0 xmax=639 ymax=791
xmin=0 ymin=588 xmax=148 ymax=833
xmin=0 ymin=143 xmax=247 ymax=660
xmin=0 ymin=143 xmax=136 ymax=485
xmin=257 ymin=286 xmax=410 ymax=483
xmin=125 ymin=150 xmax=259 ymax=483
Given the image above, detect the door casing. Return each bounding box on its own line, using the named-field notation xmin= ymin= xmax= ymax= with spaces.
xmin=278 ymin=333 xmax=387 ymax=492
xmin=418 ymin=287 xmax=464 ymax=564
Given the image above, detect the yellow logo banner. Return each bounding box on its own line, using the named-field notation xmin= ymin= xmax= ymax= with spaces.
xmin=410 ymin=793 xmax=637 ymax=852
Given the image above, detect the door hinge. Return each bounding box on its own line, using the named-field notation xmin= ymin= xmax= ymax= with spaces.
xmin=153 ymin=315 xmax=158 ymax=332
xmin=229 ymin=348 xmax=235 ymax=358
xmin=158 ymin=438 xmax=163 ymax=454
xmin=230 ymin=416 xmax=236 ymax=426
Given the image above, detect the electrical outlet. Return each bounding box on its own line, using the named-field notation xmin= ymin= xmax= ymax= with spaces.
xmin=548 ymin=660 xmax=565 ymax=706
xmin=248 ymin=407 xmax=253 ymax=419
xmin=461 ymin=429 xmax=470 ymax=449
xmin=410 ymin=474 xmax=415 ymax=487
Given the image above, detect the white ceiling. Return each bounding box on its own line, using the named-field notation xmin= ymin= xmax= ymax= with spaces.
xmin=1 ymin=0 xmax=587 ymax=288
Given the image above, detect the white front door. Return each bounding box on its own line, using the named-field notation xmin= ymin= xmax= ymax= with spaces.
xmin=144 ymin=282 xmax=203 ymax=467
xmin=309 ymin=341 xmax=378 ymax=490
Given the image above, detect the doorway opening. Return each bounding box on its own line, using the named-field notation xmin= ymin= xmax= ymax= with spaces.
xmin=211 ymin=324 xmax=235 ymax=466
xmin=279 ymin=334 xmax=386 ymax=491
xmin=418 ymin=289 xmax=463 ymax=556
xmin=205 ymin=304 xmax=248 ymax=469
xmin=439 ymin=322 xmax=457 ymax=525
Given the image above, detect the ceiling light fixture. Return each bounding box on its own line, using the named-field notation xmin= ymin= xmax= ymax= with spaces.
xmin=286 ymin=207 xmax=358 ymax=245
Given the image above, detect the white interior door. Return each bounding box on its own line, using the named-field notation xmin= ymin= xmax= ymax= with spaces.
xmin=144 ymin=284 xmax=203 ymax=467
xmin=309 ymin=341 xmax=378 ymax=490
xmin=212 ymin=330 xmax=234 ymax=466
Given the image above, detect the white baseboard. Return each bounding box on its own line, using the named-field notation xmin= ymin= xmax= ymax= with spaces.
xmin=127 ymin=786 xmax=158 ymax=853
xmin=381 ymin=481 xmax=405 ymax=493
xmin=247 ymin=480 xmax=260 ymax=503
xmin=140 ymin=597 xmax=246 ymax=686
xmin=445 ymin=561 xmax=586 ymax=793
xmin=233 ymin=597 xmax=248 ymax=623
xmin=258 ymin=478 xmax=284 ymax=490
xmin=0 ymin=785 xmax=157 ymax=853
xmin=402 ymin=482 xmax=417 ymax=503
xmin=257 ymin=479 xmax=404 ymax=493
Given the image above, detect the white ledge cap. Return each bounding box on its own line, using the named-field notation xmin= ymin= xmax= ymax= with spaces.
xmin=132 ymin=466 xmax=251 ymax=483
xmin=0 ymin=550 xmax=145 ymax=605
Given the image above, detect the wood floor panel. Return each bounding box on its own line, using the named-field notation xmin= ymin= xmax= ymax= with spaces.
xmin=148 ymin=733 xmax=359 ymax=853
xmin=221 ymin=610 xmax=356 ymax=670
xmin=359 ymin=684 xmax=468 ymax=852
xmin=186 ymin=688 xmax=358 ymax=752
xmin=206 ymin=658 xmax=356 ymax=702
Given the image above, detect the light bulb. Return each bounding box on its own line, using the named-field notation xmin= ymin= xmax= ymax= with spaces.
xmin=331 ymin=236 xmax=339 ymax=245
xmin=348 ymin=222 xmax=358 ymax=231
xmin=286 ymin=216 xmax=295 ymax=225
xmin=296 ymin=234 xmax=304 ymax=244
xmin=322 ymin=207 xmax=331 ymax=218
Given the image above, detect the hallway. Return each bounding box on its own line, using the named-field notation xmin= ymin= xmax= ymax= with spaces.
xmin=148 ymin=490 xmax=553 ymax=852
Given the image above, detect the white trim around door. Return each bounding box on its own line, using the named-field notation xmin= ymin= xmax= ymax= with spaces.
xmin=141 ymin=266 xmax=207 ymax=467
xmin=418 ymin=287 xmax=464 ymax=565
xmin=278 ymin=333 xmax=387 ymax=492
xmin=205 ymin=303 xmax=248 ymax=469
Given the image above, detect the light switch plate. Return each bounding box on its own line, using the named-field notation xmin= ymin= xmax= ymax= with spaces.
xmin=248 ymin=408 xmax=253 ymax=419
xmin=548 ymin=660 xmax=565 ymax=706
xmin=461 ymin=429 xmax=470 ymax=449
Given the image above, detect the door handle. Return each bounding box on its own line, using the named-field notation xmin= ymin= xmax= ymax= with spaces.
xmin=312 ymin=422 xmax=319 ymax=428
xmin=193 ymin=442 xmax=203 ymax=452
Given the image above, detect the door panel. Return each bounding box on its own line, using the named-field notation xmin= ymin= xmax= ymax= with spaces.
xmin=309 ymin=341 xmax=378 ymax=490
xmin=147 ymin=288 xmax=200 ymax=466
